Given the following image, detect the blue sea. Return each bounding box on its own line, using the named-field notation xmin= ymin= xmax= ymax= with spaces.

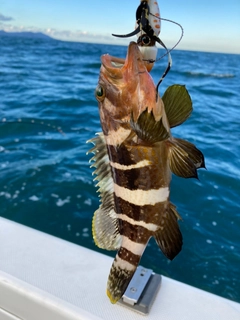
xmin=0 ymin=35 xmax=239 ymax=303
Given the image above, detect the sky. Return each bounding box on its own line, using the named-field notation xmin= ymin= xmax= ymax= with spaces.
xmin=0 ymin=0 xmax=240 ymax=54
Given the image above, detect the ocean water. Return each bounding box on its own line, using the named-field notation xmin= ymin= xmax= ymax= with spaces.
xmin=0 ymin=35 xmax=239 ymax=303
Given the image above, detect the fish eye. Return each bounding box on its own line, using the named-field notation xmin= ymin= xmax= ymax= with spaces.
xmin=95 ymin=85 xmax=105 ymax=101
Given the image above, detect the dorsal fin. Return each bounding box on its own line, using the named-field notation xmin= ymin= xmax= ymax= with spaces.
xmin=130 ymin=109 xmax=169 ymax=144
xmin=162 ymin=84 xmax=192 ymax=128
xmin=87 ymin=133 xmax=121 ymax=250
xmin=167 ymin=137 xmax=205 ymax=179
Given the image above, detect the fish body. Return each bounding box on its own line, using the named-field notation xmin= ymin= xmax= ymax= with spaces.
xmin=88 ymin=42 xmax=204 ymax=303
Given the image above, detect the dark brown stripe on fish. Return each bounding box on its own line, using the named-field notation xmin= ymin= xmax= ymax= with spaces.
xmin=107 ymin=144 xmax=136 ymax=165
xmin=111 ymin=165 xmax=167 ymax=190
xmin=108 ymin=141 xmax=169 ymax=165
xmin=119 ymin=220 xmax=151 ymax=243
xmin=114 ymin=194 xmax=168 ymax=224
xmin=118 ymin=247 xmax=140 ymax=266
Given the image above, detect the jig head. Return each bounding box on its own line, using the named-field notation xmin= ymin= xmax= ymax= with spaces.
xmin=112 ymin=0 xmax=170 ymax=73
xmin=112 ymin=0 xmax=184 ymax=97
xmin=113 ymin=1 xmax=158 ymax=41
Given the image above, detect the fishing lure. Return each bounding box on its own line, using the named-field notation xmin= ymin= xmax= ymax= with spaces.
xmin=113 ymin=0 xmax=183 ymax=90
xmin=113 ymin=0 xmax=163 ymax=72
xmin=88 ymin=42 xmax=205 ymax=303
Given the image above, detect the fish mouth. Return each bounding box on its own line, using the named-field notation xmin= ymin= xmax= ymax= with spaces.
xmin=101 ymin=42 xmax=147 ymax=78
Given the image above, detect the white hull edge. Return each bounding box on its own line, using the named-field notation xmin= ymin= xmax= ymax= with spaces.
xmin=0 ymin=217 xmax=239 ymax=320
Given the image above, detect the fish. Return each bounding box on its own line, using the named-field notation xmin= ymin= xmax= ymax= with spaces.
xmin=88 ymin=41 xmax=205 ymax=304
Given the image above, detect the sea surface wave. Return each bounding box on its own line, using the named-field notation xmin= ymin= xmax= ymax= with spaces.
xmin=0 ymin=36 xmax=240 ymax=302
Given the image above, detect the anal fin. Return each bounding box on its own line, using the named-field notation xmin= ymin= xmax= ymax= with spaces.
xmin=92 ymin=206 xmax=121 ymax=250
xmin=154 ymin=203 xmax=182 ymax=260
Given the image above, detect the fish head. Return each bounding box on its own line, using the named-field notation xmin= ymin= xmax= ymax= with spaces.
xmin=95 ymin=42 xmax=164 ymax=140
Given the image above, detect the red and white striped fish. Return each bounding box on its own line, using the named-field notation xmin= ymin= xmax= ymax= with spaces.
xmin=88 ymin=42 xmax=205 ymax=303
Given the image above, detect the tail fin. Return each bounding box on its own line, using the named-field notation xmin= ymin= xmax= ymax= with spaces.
xmin=107 ymin=242 xmax=145 ymax=303
xmin=107 ymin=253 xmax=137 ymax=303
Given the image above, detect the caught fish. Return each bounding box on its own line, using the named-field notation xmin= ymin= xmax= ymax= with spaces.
xmin=88 ymin=42 xmax=205 ymax=303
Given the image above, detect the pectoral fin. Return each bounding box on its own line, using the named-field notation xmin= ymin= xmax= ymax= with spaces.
xmin=162 ymin=85 xmax=192 ymax=128
xmin=130 ymin=109 xmax=169 ymax=143
xmin=154 ymin=203 xmax=182 ymax=260
xmin=167 ymin=138 xmax=205 ymax=179
xmin=174 ymin=138 xmax=205 ymax=169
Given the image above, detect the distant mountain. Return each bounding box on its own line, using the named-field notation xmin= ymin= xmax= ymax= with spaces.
xmin=0 ymin=30 xmax=52 ymax=40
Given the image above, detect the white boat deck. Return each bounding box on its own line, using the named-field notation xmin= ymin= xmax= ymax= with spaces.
xmin=0 ymin=217 xmax=239 ymax=320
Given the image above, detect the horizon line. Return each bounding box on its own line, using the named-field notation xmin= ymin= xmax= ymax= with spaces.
xmin=1 ymin=28 xmax=240 ymax=55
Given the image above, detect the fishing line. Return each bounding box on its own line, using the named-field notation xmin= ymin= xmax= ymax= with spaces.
xmin=145 ymin=16 xmax=184 ymax=96
xmin=0 ymin=118 xmax=64 ymax=135
xmin=145 ymin=16 xmax=184 ymax=63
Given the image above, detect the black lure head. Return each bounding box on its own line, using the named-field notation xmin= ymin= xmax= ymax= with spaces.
xmin=112 ymin=0 xmax=159 ymax=44
xmin=112 ymin=1 xmax=184 ymax=97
